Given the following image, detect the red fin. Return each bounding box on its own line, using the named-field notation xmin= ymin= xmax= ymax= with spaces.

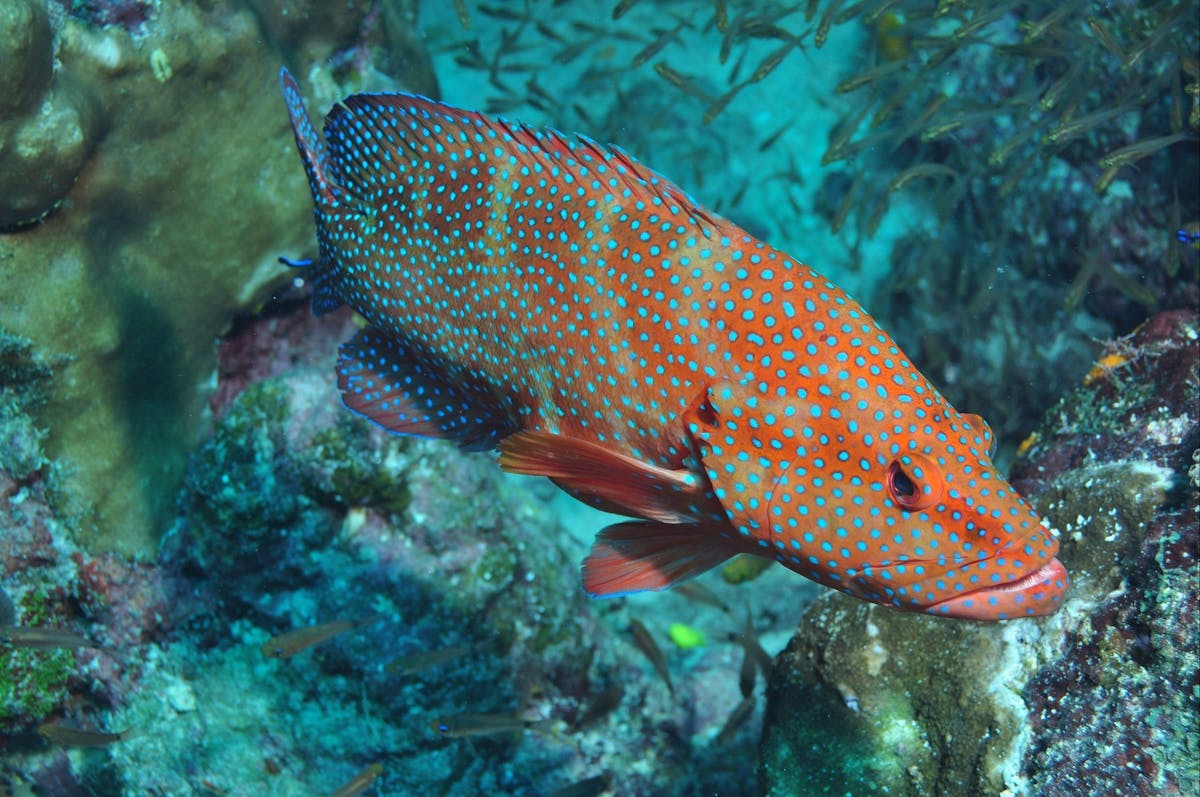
xmin=497 ymin=431 xmax=721 ymax=524
xmin=582 ymin=521 xmax=743 ymax=597
xmin=338 ymin=328 xmax=517 ymax=450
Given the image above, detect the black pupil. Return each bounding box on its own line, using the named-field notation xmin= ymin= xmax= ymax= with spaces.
xmin=892 ymin=468 xmax=916 ymax=497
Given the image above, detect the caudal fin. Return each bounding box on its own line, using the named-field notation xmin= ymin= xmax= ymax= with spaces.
xmin=279 ymin=67 xmax=336 ymax=206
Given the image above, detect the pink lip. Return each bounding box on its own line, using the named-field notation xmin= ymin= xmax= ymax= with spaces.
xmin=926 ymin=557 xmax=1069 ymax=621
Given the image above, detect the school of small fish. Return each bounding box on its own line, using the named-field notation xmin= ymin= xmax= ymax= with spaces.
xmin=280 ymin=64 xmax=1068 ymax=621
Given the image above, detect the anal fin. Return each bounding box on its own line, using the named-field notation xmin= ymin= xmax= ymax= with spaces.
xmin=338 ymin=328 xmax=516 ymax=450
xmin=582 ymin=521 xmax=743 ymax=597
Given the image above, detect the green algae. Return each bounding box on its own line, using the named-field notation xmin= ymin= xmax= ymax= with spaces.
xmin=0 ymin=586 xmax=75 ymax=729
xmin=0 ymin=646 xmax=73 ymax=726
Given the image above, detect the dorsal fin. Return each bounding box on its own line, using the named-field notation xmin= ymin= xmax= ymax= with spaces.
xmin=320 ymin=89 xmax=723 ymax=235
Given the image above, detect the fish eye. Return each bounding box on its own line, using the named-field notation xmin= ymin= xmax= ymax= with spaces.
xmin=890 ymin=468 xmax=915 ymax=497
xmin=886 ymin=454 xmax=944 ymax=511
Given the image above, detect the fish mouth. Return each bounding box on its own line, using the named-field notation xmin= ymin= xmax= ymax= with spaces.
xmin=924 ymin=557 xmax=1068 ymax=621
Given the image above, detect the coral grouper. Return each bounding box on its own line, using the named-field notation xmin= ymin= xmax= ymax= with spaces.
xmin=279 ymin=68 xmax=1066 ymax=620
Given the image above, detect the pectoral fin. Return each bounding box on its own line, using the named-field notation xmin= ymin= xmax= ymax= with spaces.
xmin=497 ymin=430 xmax=720 ymax=524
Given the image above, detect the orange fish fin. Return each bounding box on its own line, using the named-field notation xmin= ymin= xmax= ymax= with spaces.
xmin=497 ymin=431 xmax=716 ymax=524
xmin=582 ymin=521 xmax=743 ymax=597
xmin=960 ymin=413 xmax=996 ymax=457
xmin=280 ymin=68 xmax=332 ymax=204
xmin=338 ymin=328 xmax=517 ymax=451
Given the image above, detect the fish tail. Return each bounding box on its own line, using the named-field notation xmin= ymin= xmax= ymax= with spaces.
xmin=279 ymin=68 xmax=334 ymax=206
xmin=280 ymin=67 xmax=347 ymax=315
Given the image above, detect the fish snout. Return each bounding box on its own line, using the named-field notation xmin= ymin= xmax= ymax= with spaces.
xmin=925 ymin=556 xmax=1068 ymax=620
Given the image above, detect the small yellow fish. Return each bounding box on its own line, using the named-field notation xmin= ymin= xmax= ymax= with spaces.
xmin=39 ymin=721 xmax=131 ymax=747
xmin=667 ymin=622 xmax=706 ymax=649
xmin=261 ymin=617 xmax=375 ymax=659
xmin=329 ymin=763 xmax=383 ymax=797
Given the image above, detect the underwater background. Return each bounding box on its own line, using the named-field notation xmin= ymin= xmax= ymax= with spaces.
xmin=0 ymin=0 xmax=1197 ymax=794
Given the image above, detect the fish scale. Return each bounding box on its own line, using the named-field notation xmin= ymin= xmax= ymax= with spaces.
xmin=280 ymin=68 xmax=1067 ymax=620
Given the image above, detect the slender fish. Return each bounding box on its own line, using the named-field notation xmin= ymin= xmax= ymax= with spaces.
xmin=430 ymin=713 xmax=552 ymax=738
xmin=330 ymin=763 xmax=384 ymax=797
xmin=261 ymin=617 xmax=375 ymax=659
xmin=39 ymin=722 xmax=131 ymax=747
xmin=1 ymin=626 xmax=107 ymax=653
xmin=629 ymin=620 xmax=674 ymax=696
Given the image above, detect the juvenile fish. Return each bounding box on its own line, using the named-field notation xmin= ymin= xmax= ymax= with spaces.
xmin=261 ymin=617 xmax=374 ymax=659
xmin=729 ymin=617 xmax=773 ymax=677
xmin=748 ymin=40 xmax=798 ymax=84
xmin=330 ymin=763 xmax=383 ymax=797
xmin=703 ymin=82 xmax=750 ymax=125
xmin=632 ymin=19 xmax=689 ymax=68
xmin=738 ymin=641 xmax=756 ymax=698
xmin=430 ymin=712 xmax=552 ymax=738
xmin=612 ymin=0 xmax=641 ymax=19
xmin=550 ymin=774 xmax=612 ymax=797
xmin=629 ymin=619 xmax=674 ymax=697
xmin=815 ymin=0 xmax=846 ymax=47
xmin=572 ymin=685 xmax=624 ymax=730
xmin=385 ymin=643 xmax=472 ymax=675
xmin=1097 ymin=132 xmax=1193 ymax=171
xmin=1042 ymin=106 xmax=1132 ymax=146
xmin=674 ymin=582 xmax=731 ymax=614
xmin=39 ymin=722 xmax=131 ymax=747
xmin=0 ymin=625 xmax=107 ymax=653
xmin=714 ymin=695 xmax=755 ymax=744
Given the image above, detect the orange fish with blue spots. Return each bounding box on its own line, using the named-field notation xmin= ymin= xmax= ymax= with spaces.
xmin=279 ymin=69 xmax=1067 ymax=620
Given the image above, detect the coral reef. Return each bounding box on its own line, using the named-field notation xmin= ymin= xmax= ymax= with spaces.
xmin=0 ymin=0 xmax=99 ymax=231
xmin=0 ymin=0 xmax=439 ymax=557
xmin=760 ymin=309 xmax=1198 ymax=796
xmin=1 ymin=294 xmax=802 ymax=795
